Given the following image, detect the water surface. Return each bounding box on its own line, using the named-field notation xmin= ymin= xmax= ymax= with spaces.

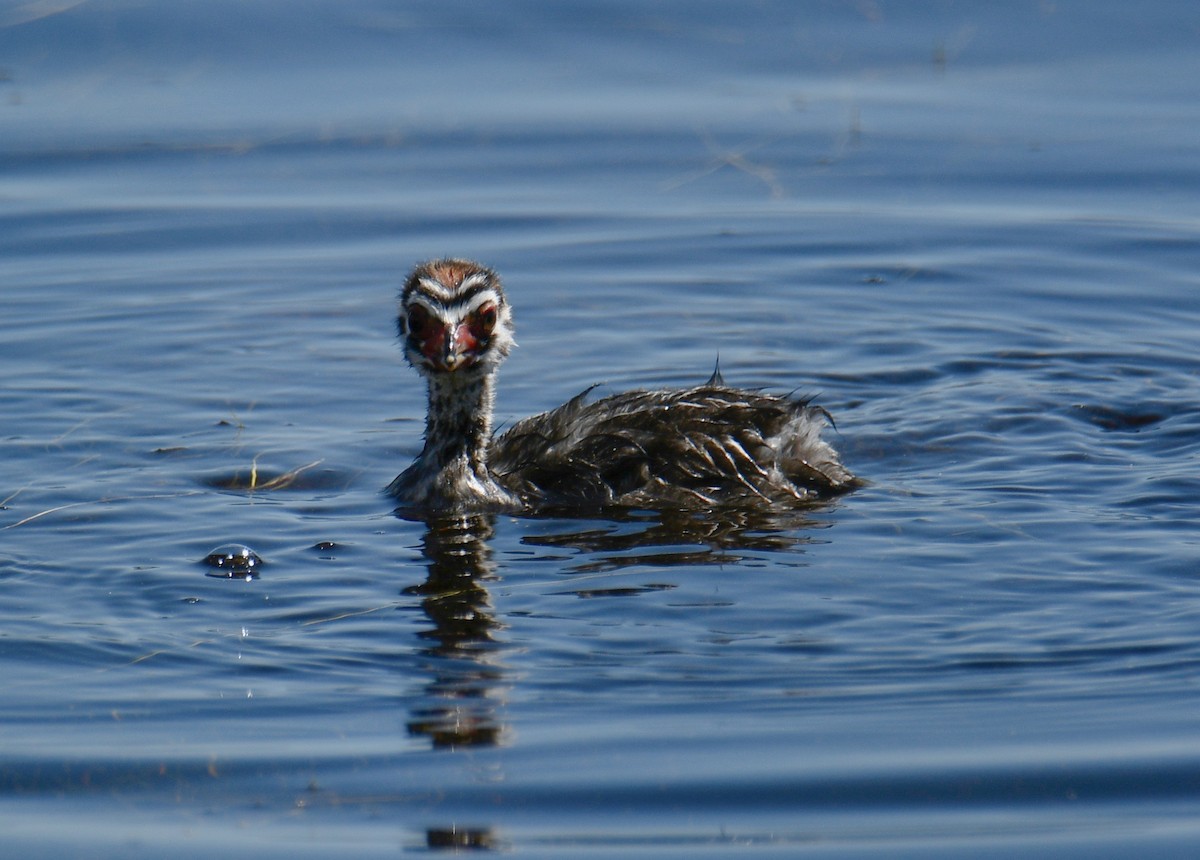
xmin=3 ymin=1 xmax=1200 ymax=856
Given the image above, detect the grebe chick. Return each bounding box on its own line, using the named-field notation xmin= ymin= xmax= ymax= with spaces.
xmin=388 ymin=259 xmax=856 ymax=514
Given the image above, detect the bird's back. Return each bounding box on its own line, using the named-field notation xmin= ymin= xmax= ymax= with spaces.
xmin=490 ymin=382 xmax=856 ymax=513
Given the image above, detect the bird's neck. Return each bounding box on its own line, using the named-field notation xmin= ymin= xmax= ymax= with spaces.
xmin=421 ymin=370 xmax=496 ymax=479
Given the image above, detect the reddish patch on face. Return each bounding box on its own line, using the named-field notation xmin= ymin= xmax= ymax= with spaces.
xmin=406 ymin=300 xmax=499 ymax=372
xmin=469 ymin=301 xmax=498 ymax=343
xmin=404 ymin=304 xmax=445 ymax=365
xmin=450 ymin=321 xmax=479 ymax=356
xmin=407 ymin=304 xmax=439 ymax=345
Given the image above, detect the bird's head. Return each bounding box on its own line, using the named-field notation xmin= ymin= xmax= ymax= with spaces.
xmin=398 ymin=259 xmax=514 ymax=380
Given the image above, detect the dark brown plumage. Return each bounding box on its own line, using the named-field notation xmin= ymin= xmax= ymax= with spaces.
xmin=490 ymin=379 xmax=854 ymax=512
xmin=389 ymin=259 xmax=856 ymax=515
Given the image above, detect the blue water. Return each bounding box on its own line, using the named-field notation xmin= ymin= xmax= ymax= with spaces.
xmin=3 ymin=1 xmax=1200 ymax=855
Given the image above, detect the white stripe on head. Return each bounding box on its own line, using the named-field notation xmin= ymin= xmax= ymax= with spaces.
xmin=406 ymin=286 xmax=503 ymax=324
xmin=417 ymin=276 xmax=457 ymax=304
xmin=459 ymin=272 xmax=489 ymax=291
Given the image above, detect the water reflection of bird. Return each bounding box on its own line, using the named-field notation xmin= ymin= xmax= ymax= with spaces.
xmin=388 ymin=259 xmax=857 ymax=515
xmin=404 ymin=514 xmax=506 ymax=749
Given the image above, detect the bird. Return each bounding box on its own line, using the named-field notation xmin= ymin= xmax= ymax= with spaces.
xmin=388 ymin=258 xmax=856 ymax=515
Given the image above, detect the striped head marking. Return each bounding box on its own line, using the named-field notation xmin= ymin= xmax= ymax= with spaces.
xmin=399 ymin=259 xmax=514 ymax=376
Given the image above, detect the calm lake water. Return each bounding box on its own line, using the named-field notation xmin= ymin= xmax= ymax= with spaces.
xmin=3 ymin=1 xmax=1200 ymax=856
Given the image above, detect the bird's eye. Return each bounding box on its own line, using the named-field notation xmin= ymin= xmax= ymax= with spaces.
xmin=474 ymin=302 xmax=498 ymax=336
xmin=406 ymin=305 xmax=432 ymax=338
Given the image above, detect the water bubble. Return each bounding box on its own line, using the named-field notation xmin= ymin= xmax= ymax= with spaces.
xmin=310 ymin=540 xmax=343 ymax=559
xmin=203 ymin=544 xmax=263 ymax=579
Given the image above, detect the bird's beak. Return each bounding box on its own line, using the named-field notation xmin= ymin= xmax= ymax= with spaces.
xmin=436 ymin=321 xmax=481 ymax=372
